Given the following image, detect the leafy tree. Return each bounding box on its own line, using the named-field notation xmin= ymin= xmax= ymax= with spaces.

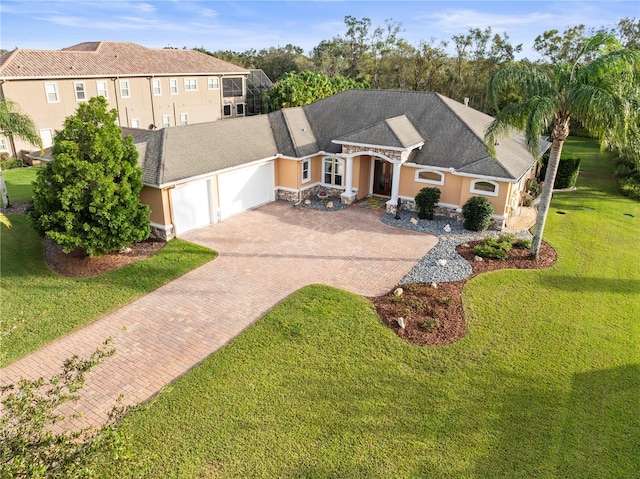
xmin=485 ymin=33 xmax=640 ymax=258
xmin=0 ymin=340 xmax=132 ymax=478
xmin=614 ymin=17 xmax=640 ymax=49
xmin=265 ymin=71 xmax=370 ymax=109
xmin=29 ymin=97 xmax=150 ymax=257
xmin=0 ymin=98 xmax=42 ymax=207
xmin=533 ymin=25 xmax=590 ymax=63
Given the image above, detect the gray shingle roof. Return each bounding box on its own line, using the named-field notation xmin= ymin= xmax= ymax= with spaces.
xmin=334 ymin=114 xmax=424 ymax=150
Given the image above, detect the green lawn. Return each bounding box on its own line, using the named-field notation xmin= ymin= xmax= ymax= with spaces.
xmin=1 ymin=167 xmax=39 ymax=205
xmin=0 ymin=215 xmax=216 ymax=366
xmin=97 ymin=137 xmax=639 ymax=478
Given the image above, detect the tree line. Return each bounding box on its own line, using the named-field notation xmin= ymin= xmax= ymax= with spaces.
xmin=197 ymin=16 xmax=638 ymax=114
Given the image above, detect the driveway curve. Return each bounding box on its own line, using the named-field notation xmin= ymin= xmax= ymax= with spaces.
xmin=1 ymin=202 xmax=437 ymax=430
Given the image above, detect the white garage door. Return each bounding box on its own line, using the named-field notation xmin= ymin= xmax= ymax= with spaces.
xmin=218 ymin=162 xmax=274 ymax=220
xmin=171 ymin=178 xmax=214 ymax=235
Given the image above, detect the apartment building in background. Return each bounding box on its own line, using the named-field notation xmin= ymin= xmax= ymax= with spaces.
xmin=0 ymin=41 xmax=250 ymax=156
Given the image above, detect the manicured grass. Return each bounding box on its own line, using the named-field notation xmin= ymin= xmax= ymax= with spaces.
xmin=0 ymin=215 xmax=216 ymax=366
xmin=2 ymin=166 xmax=39 ymax=205
xmin=98 ymin=137 xmax=639 ymax=478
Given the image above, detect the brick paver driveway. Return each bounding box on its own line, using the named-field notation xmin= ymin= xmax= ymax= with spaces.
xmin=1 ymin=202 xmax=437 ymax=429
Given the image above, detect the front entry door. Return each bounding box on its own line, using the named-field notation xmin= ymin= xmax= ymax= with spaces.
xmin=373 ymin=160 xmax=392 ymax=196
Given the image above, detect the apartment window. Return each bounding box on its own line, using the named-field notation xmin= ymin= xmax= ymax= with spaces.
xmin=184 ymin=78 xmax=197 ymax=91
xmin=471 ymin=179 xmax=499 ymax=197
xmin=415 ymin=169 xmax=444 ymax=186
xmin=180 ymin=113 xmax=189 ymax=126
xmin=96 ymin=81 xmax=108 ymax=98
xmin=170 ymin=78 xmax=178 ymax=95
xmin=131 ymin=118 xmax=141 ymax=128
xmin=162 ymin=115 xmax=171 ymax=128
xmin=119 ymin=80 xmax=130 ymax=98
xmin=0 ymin=138 xmax=8 ymax=152
xmin=223 ymin=78 xmax=243 ymax=97
xmin=208 ymin=77 xmax=220 ymax=90
xmin=44 ymin=83 xmax=59 ymax=103
xmin=323 ymin=157 xmax=344 ymax=187
xmin=152 ymin=79 xmax=162 ymax=96
xmin=236 ymin=103 xmax=245 ymax=117
xmin=74 ymin=82 xmax=87 ymax=101
xmin=223 ymin=104 xmax=232 ymax=117
xmin=302 ymin=159 xmax=310 ymax=183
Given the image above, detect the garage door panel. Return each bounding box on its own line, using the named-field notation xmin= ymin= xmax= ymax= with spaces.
xmin=218 ymin=163 xmax=274 ymax=220
xmin=171 ymin=179 xmax=212 ymax=235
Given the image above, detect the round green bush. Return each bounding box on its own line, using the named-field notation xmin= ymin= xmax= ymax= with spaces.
xmin=462 ymin=196 xmax=494 ymax=231
xmin=415 ymin=187 xmax=441 ymax=220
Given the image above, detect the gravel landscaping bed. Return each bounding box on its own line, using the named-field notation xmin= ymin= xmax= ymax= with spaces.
xmin=381 ymin=211 xmax=533 ymax=284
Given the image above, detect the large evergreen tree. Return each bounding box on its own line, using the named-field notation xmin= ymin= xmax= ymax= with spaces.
xmin=485 ymin=34 xmax=640 ymax=259
xmin=29 ymin=97 xmax=150 ymax=257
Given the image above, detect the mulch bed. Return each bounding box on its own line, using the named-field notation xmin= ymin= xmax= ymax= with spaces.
xmin=369 ymin=240 xmax=557 ymax=346
xmin=44 ymin=238 xmax=165 ymax=278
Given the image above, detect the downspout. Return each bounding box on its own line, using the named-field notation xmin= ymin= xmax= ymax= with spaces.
xmin=112 ymin=77 xmax=121 ymax=126
xmin=148 ymin=77 xmax=157 ymax=128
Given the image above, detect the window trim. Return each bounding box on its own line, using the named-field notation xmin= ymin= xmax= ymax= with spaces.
xmin=322 ymin=156 xmax=345 ymax=188
xmin=223 ymin=104 xmax=232 ymax=117
xmin=180 ymin=113 xmax=189 ymax=126
xmin=302 ymin=159 xmax=310 ymax=184
xmin=39 ymin=128 xmax=54 ymax=148
xmin=44 ymin=82 xmax=59 ymax=103
xmin=130 ymin=118 xmax=141 ymax=128
xmin=236 ymin=103 xmax=246 ymax=117
xmin=169 ymin=78 xmax=178 ymax=95
xmin=0 ymin=137 xmax=8 ymax=152
xmin=162 ymin=115 xmax=171 ymax=128
xmin=96 ymin=80 xmax=108 ymax=98
xmin=415 ymin=169 xmax=445 ymax=186
xmin=184 ymin=78 xmax=198 ymax=91
xmin=470 ymin=179 xmax=499 ymax=197
xmin=119 ymin=80 xmax=130 ymax=98
xmin=152 ymin=79 xmax=162 ymax=96
xmin=208 ymin=77 xmax=220 ymax=90
xmin=73 ymin=82 xmax=87 ymax=101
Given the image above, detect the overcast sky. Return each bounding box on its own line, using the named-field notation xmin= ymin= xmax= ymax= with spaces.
xmin=1 ymin=1 xmax=638 ymax=60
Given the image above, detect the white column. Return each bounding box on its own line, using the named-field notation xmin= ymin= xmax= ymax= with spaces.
xmin=341 ymin=156 xmax=356 ymax=202
xmin=388 ymin=162 xmax=401 ymax=205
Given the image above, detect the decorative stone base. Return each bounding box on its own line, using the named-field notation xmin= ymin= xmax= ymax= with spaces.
xmin=150 ymin=223 xmax=175 ymax=241
xmin=276 ymin=189 xmax=300 ymax=202
xmin=392 ymin=200 xmax=504 ymax=231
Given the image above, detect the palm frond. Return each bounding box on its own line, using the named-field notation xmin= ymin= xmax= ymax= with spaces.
xmin=486 ymin=63 xmax=554 ymax=111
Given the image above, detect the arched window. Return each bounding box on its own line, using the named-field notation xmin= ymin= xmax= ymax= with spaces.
xmin=470 ymin=179 xmax=499 ymax=197
xmin=415 ymin=169 xmax=444 ymax=185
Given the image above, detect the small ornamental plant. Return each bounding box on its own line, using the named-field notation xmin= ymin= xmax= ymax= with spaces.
xmin=462 ymin=196 xmax=494 ymax=231
xmin=415 ymin=187 xmax=441 ymax=220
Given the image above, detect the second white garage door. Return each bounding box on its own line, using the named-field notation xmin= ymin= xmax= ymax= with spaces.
xmin=217 ymin=162 xmax=274 ymax=220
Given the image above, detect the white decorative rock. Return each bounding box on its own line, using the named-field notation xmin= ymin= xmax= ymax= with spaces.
xmin=397 ymin=317 xmax=405 ymax=329
xmin=393 ymin=287 xmax=403 ymax=296
xmin=437 ymin=259 xmax=447 ymax=267
xmin=474 ymin=255 xmax=484 ymax=262
xmin=304 ymin=199 xmax=311 ymax=205
xmin=444 ymin=224 xmax=452 ymax=233
xmin=410 ymin=217 xmax=419 ymax=225
xmin=119 ymin=247 xmax=132 ymax=254
xmin=327 ymin=201 xmax=334 ymax=208
xmin=431 ymin=282 xmax=437 ymax=289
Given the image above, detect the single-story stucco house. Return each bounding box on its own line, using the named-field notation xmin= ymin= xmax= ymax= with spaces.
xmin=32 ymin=90 xmax=550 ymax=239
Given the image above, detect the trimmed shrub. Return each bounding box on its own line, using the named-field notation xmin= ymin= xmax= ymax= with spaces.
xmin=0 ymin=158 xmax=23 ymax=169
xmin=473 ymin=235 xmax=515 ymax=260
xmin=614 ymin=156 xmax=640 ymax=201
xmin=540 ymin=153 xmax=581 ymax=189
xmin=414 ymin=187 xmax=441 ymax=220
xmin=513 ymin=238 xmax=532 ymax=249
xmin=525 ymin=177 xmax=542 ymax=198
xmin=462 ymin=196 xmax=494 ymax=231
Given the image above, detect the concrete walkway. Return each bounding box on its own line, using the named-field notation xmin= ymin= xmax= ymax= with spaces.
xmin=1 ymin=202 xmax=437 ymax=430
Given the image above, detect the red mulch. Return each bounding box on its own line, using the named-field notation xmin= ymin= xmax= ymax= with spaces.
xmin=369 ymin=241 xmax=556 ymax=346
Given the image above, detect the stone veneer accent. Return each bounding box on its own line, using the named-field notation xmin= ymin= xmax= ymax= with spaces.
xmin=150 ymin=223 xmax=175 ymax=241
xmin=342 ymin=145 xmax=404 ymax=161
xmin=389 ymin=200 xmax=505 ymax=231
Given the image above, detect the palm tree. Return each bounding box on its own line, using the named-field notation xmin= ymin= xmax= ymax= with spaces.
xmin=485 ymin=34 xmax=640 ymax=259
xmin=0 ymin=98 xmax=43 ymax=207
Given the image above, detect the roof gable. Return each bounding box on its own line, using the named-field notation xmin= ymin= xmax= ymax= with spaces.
xmin=334 ymin=114 xmax=424 ymax=151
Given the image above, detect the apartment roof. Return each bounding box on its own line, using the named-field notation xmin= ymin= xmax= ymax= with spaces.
xmin=0 ymin=41 xmax=249 ymax=79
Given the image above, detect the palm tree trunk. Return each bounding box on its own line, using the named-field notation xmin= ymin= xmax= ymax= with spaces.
xmin=0 ymin=165 xmax=8 ymax=207
xmin=530 ymin=138 xmax=565 ymax=259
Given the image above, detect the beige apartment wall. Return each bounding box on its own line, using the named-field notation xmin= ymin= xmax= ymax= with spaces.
xmin=1 ymin=74 xmax=246 ymax=155
xmin=309 ymin=155 xmax=324 ymax=184
xmin=275 ymin=157 xmax=299 ymax=189
xmin=457 ymin=177 xmax=511 ymax=217
xmin=398 ymin=167 xmax=463 ymax=206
